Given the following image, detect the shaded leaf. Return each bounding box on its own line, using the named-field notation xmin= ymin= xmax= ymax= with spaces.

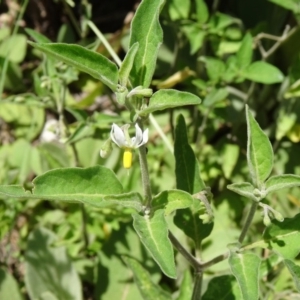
xmin=28 ymin=42 xmax=118 ymax=90
xmin=176 ymin=270 xmax=193 ymax=300
xmin=202 ymin=275 xmax=242 ymax=300
xmin=139 ymin=89 xmax=201 ymax=116
xmin=25 ymin=227 xmax=82 ymax=300
xmin=246 ymin=105 xmax=273 ymax=188
xmin=132 ymin=209 xmax=176 ymax=278
xmin=228 ymin=252 xmax=261 ymax=300
xmin=174 ymin=114 xmax=205 ymax=194
xmin=123 ymin=256 xmax=171 ymax=300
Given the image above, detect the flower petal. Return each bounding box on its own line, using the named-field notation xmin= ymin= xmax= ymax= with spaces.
xmin=142 ymin=128 xmax=149 ymax=144
xmin=110 ymin=123 xmax=126 ymax=147
xmin=132 ymin=123 xmax=143 ymax=147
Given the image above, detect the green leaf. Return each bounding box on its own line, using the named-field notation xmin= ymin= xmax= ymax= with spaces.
xmin=152 ymin=189 xmax=194 ymax=215
xmin=242 ymin=61 xmax=284 ymax=84
xmin=199 ymin=56 xmax=226 ymax=82
xmin=284 ymin=259 xmax=300 ymax=292
xmin=123 ymin=257 xmax=171 ymax=300
xmin=246 ymin=105 xmax=274 ymax=188
xmin=25 ymin=227 xmax=82 ymax=300
xmin=176 ymin=270 xmax=193 ymax=300
xmin=265 ymin=174 xmax=300 ymax=194
xmin=227 ymin=182 xmax=258 ymax=201
xmin=195 ymin=0 xmax=209 ymax=24
xmin=132 ymin=209 xmax=176 ymax=278
xmin=181 ymin=24 xmax=206 ymax=55
xmin=119 ymin=42 xmax=139 ymax=86
xmin=174 ymin=114 xmax=205 ymax=194
xmin=236 ymin=33 xmax=253 ymax=69
xmin=28 ymin=42 xmax=118 ymax=90
xmin=0 ymin=166 xmax=142 ymax=210
xmin=228 ymin=252 xmax=261 ymax=300
xmin=139 ymin=89 xmax=201 ymax=116
xmin=202 ymin=275 xmax=242 ymax=300
xmin=129 ymin=0 xmax=165 ymax=88
xmin=0 ymin=268 xmax=23 ymax=300
xmin=25 ymin=28 xmax=51 ymax=43
xmin=262 ymin=213 xmax=300 ymax=259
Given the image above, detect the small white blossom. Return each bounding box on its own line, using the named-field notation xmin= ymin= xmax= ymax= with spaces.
xmin=110 ymin=123 xmax=148 ymax=169
xmin=110 ymin=123 xmax=148 ymax=149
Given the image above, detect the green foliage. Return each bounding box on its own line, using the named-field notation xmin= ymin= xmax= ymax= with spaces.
xmin=25 ymin=227 xmax=82 ymax=300
xmin=1 ymin=0 xmax=300 ymax=298
xmin=132 ymin=209 xmax=176 ymax=278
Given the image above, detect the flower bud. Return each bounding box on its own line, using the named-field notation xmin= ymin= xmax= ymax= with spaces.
xmin=100 ymin=139 xmax=113 ymax=158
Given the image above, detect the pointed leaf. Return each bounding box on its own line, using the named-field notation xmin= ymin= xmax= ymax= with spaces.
xmin=119 ymin=42 xmax=139 ymax=86
xmin=284 ymin=259 xmax=300 ymax=292
xmin=246 ymin=105 xmax=274 ymax=188
xmin=265 ymin=174 xmax=300 ymax=194
xmin=262 ymin=213 xmax=300 ymax=259
xmin=236 ymin=33 xmax=253 ymax=68
xmin=228 ymin=252 xmax=261 ymax=300
xmin=25 ymin=227 xmax=82 ymax=300
xmin=227 ymin=182 xmax=258 ymax=201
xmin=132 ymin=209 xmax=176 ymax=278
xmin=0 ymin=166 xmax=142 ymax=210
xmin=25 ymin=28 xmax=51 ymax=43
xmin=199 ymin=56 xmax=226 ymax=82
xmin=129 ymin=0 xmax=165 ymax=88
xmin=242 ymin=61 xmax=284 ymax=84
xmin=123 ymin=257 xmax=171 ymax=300
xmin=139 ymin=89 xmax=201 ymax=116
xmin=152 ymin=189 xmax=194 ymax=215
xmin=174 ymin=114 xmax=205 ymax=194
xmin=195 ymin=0 xmax=209 ymax=24
xmin=28 ymin=42 xmax=118 ymax=90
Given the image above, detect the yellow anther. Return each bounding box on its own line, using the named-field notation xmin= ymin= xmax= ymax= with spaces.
xmin=123 ymin=149 xmax=133 ymax=169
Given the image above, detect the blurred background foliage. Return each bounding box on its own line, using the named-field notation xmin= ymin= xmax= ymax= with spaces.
xmin=0 ymin=0 xmax=300 ymax=299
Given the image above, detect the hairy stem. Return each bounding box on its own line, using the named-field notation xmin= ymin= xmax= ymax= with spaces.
xmin=238 ymin=202 xmax=258 ymax=244
xmin=192 ymin=271 xmax=203 ymax=300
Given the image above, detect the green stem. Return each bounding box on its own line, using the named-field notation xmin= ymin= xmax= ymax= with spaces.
xmin=168 ymin=231 xmax=201 ymax=269
xmin=192 ymin=271 xmax=203 ymax=300
xmin=201 ymin=252 xmax=229 ymax=270
xmin=238 ymin=202 xmax=258 ymax=244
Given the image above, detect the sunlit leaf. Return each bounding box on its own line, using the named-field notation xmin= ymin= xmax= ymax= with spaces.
xmin=228 ymin=252 xmax=261 ymax=300
xmin=246 ymin=105 xmax=273 ymax=188
xmin=265 ymin=174 xmax=300 ymax=194
xmin=132 ymin=209 xmax=176 ymax=278
xmin=139 ymin=89 xmax=201 ymax=116
xmin=28 ymin=42 xmax=118 ymax=90
xmin=129 ymin=0 xmax=165 ymax=88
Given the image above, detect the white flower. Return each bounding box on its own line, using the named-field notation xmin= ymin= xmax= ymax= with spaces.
xmin=110 ymin=123 xmax=148 ymax=169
